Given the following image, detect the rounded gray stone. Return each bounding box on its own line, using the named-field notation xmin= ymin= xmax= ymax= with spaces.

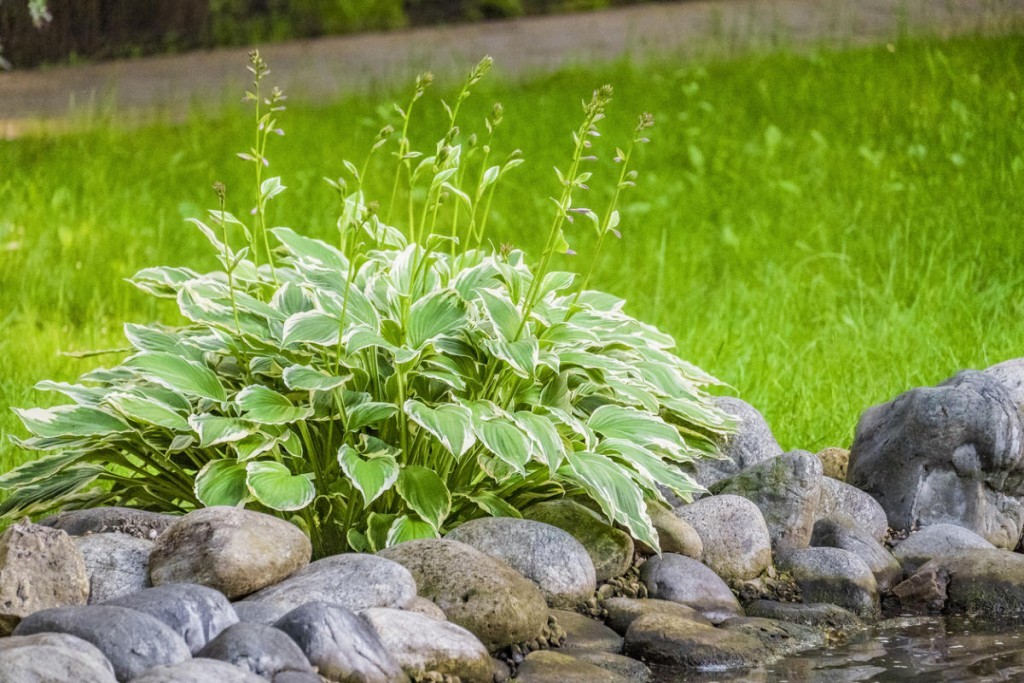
xmin=0 ymin=633 xmax=115 ymax=679
xmin=917 ymin=548 xmax=1024 ymax=617
xmin=742 ymin=600 xmax=864 ymax=636
xmin=378 ymin=538 xmax=548 ymax=651
xmin=550 ymin=609 xmax=623 ymax=653
xmin=892 ymin=523 xmax=996 ymax=575
xmin=0 ymin=644 xmax=117 ymax=683
xmin=273 ymin=601 xmax=406 ymax=683
xmin=559 ymin=650 xmax=651 ymax=682
xmin=127 ymin=658 xmax=268 ymax=683
xmin=74 ymin=533 xmax=152 ymax=604
xmin=639 ymin=553 xmax=743 ymax=623
xmin=103 ymin=583 xmax=239 ymax=654
xmin=150 ymin=506 xmax=312 ymax=599
xmin=682 ymin=397 xmax=783 ymax=490
xmin=445 ymin=517 xmax=596 ymax=608
xmin=233 ymin=600 xmax=290 ymax=625
xmin=985 ymin=357 xmax=1024 ymax=409
xmin=602 ymin=597 xmax=711 ymax=636
xmin=243 ymin=552 xmax=416 ymax=614
xmin=523 ymin=500 xmax=634 ymax=581
xmin=515 ymin=650 xmax=630 ymax=683
xmin=638 ymin=506 xmax=703 ymax=559
xmin=363 ymin=607 xmax=493 ymax=683
xmin=719 ymin=616 xmax=825 ymax=656
xmin=12 ymin=605 xmax=191 ymax=681
xmin=196 ymin=622 xmax=315 ymax=679
xmin=710 ymin=450 xmax=824 ymax=553
xmin=623 ymin=612 xmax=767 ymax=671
xmin=816 ymin=477 xmax=889 ymax=542
xmin=41 ymin=507 xmax=177 ymax=540
xmin=674 ymin=494 xmax=772 ymax=582
xmin=811 ymin=516 xmax=903 ymax=591
xmin=779 ymin=547 xmax=879 ymax=619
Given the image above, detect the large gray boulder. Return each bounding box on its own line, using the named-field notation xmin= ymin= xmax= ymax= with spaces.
xmin=891 ymin=523 xmax=996 ymax=575
xmin=273 ymin=602 xmax=406 ymax=683
xmin=103 ymin=583 xmax=238 ymax=654
xmin=778 ymin=547 xmax=879 ymax=620
xmin=126 ymin=659 xmax=268 ymax=683
xmin=196 ymin=622 xmax=316 ymax=679
xmin=378 ymin=538 xmax=548 ymax=651
xmin=363 ymin=607 xmax=493 ymax=683
xmin=848 ymin=370 xmax=1024 ymax=548
xmin=523 ymin=500 xmax=634 ymax=581
xmin=13 ymin=605 xmax=191 ymax=681
xmin=810 ymin=516 xmax=902 ymax=592
xmin=816 ymin=477 xmax=889 ymax=543
xmin=74 ymin=533 xmax=152 ymax=604
xmin=639 ymin=553 xmax=743 ymax=623
xmin=718 ymin=617 xmax=825 ymax=657
xmin=41 ymin=507 xmax=176 ymax=540
xmin=550 ymin=609 xmax=622 ymax=653
xmin=446 ymin=517 xmax=596 ymax=608
xmin=149 ymin=506 xmax=312 ymax=599
xmin=985 ymin=358 xmax=1024 ymax=409
xmin=742 ymin=600 xmax=864 ymax=636
xmin=0 ymin=633 xmax=116 ymax=682
xmin=682 ymin=397 xmax=782 ymax=489
xmin=602 ymin=598 xmax=711 ymax=636
xmin=0 ymin=520 xmax=89 ymax=634
xmin=711 ymin=450 xmax=824 ymax=554
xmin=243 ymin=553 xmax=416 ymax=614
xmin=673 ymin=495 xmax=772 ymax=582
xmin=905 ymin=549 xmax=1024 ymax=617
xmin=623 ymin=612 xmax=768 ymax=671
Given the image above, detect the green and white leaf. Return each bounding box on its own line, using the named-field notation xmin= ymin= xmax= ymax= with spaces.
xmin=282 ymin=310 xmax=341 ymax=347
xmin=395 ymin=465 xmax=451 ymax=531
xmin=282 ymin=365 xmax=349 ymax=392
xmin=406 ymin=290 xmax=468 ymax=349
xmin=237 ymin=385 xmax=313 ymax=424
xmin=126 ymin=352 xmax=227 ymax=402
xmin=346 ymin=402 xmax=399 ymax=432
xmin=566 ymin=450 xmax=657 ymax=551
xmin=195 ymin=459 xmax=249 ymax=507
xmin=189 ymin=414 xmax=251 ymax=448
xmin=405 ymin=400 xmax=475 ymax=458
xmin=104 ymin=392 xmax=190 ymax=431
xmin=386 ymin=515 xmax=439 ymax=547
xmin=14 ymin=405 xmax=128 ymax=439
xmin=338 ymin=443 xmax=399 ymax=507
xmin=245 ymin=461 xmax=315 ymax=511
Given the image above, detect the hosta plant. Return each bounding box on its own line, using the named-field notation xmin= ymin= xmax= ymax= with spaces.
xmin=2 ymin=53 xmax=735 ymax=556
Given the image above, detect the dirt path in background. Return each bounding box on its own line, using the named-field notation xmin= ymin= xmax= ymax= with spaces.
xmin=2 ymin=0 xmax=1024 ymax=136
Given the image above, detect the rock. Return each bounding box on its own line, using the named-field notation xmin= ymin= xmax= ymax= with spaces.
xmin=0 ymin=632 xmax=116 ymax=679
xmin=196 ymin=622 xmax=315 ymax=679
xmin=12 ymin=605 xmax=191 ymax=681
xmin=742 ymin=600 xmax=864 ymax=637
xmin=234 ymin=600 xmax=290 ymax=625
xmin=984 ymin=357 xmax=1024 ymax=409
xmin=640 ymin=506 xmax=702 ymax=559
xmin=74 ymin=533 xmax=152 ymax=604
xmin=778 ymin=547 xmax=879 ymax=619
xmin=273 ymin=672 xmax=323 ymax=683
xmin=673 ymin=495 xmax=772 ymax=582
xmin=816 ymin=447 xmax=849 ymax=480
xmin=0 ymin=645 xmax=118 ymax=683
xmin=273 ymin=601 xmax=406 ymax=683
xmin=913 ymin=549 xmax=1024 ymax=617
xmin=149 ymin=506 xmax=311 ymax=599
xmin=602 ymin=597 xmax=711 ymax=636
xmin=816 ymin=478 xmax=889 ymax=543
xmin=445 ymin=517 xmax=596 ymax=608
xmin=848 ymin=370 xmax=1024 ymax=548
xmin=126 ymin=658 xmax=268 ymax=683
xmin=711 ymin=450 xmax=824 ymax=554
xmin=41 ymin=507 xmax=177 ymax=540
xmin=243 ymin=553 xmax=415 ymax=613
xmin=718 ymin=616 xmax=825 ymax=656
xmin=810 ymin=516 xmax=903 ymax=592
xmin=891 ymin=523 xmax=996 ymax=575
xmin=551 ymin=609 xmax=622 ymax=652
xmin=363 ymin=607 xmax=493 ymax=683
xmin=891 ymin=563 xmax=949 ymax=614
xmin=378 ymin=538 xmax=548 ymax=651
xmin=404 ymin=596 xmax=447 ymax=621
xmin=623 ymin=612 xmax=768 ymax=670
xmin=639 ymin=553 xmax=743 ymax=623
xmin=682 ymin=397 xmax=783 ymax=489
xmin=523 ymin=501 xmax=634 ymax=581
xmin=559 ymin=650 xmax=650 ymax=682
xmin=0 ymin=520 xmax=89 ymax=633
xmin=515 ymin=650 xmax=630 ymax=683
xmin=103 ymin=583 xmax=238 ymax=654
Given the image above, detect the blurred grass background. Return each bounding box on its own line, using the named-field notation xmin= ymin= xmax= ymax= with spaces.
xmin=2 ymin=33 xmax=1022 ymax=471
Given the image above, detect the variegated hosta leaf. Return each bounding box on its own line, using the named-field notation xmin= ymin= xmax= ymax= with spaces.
xmin=338 ymin=443 xmax=399 ymax=507
xmin=33 ymin=380 xmax=108 ymax=406
xmin=406 ymin=289 xmax=468 ymax=349
xmin=0 ymin=450 xmax=91 ymax=488
xmin=346 ymin=402 xmax=399 ymax=432
xmin=237 ymin=385 xmax=314 ymax=424
xmin=282 ymin=365 xmax=349 ymax=392
xmin=386 ymin=515 xmax=440 ymax=547
xmin=395 ymin=465 xmax=451 ymax=531
xmin=514 ymin=410 xmax=566 ymax=473
xmin=565 ymin=450 xmax=658 ymax=551
xmin=271 ymin=226 xmax=347 ymax=270
xmin=245 ymin=461 xmax=315 ymax=511
xmin=466 ymin=401 xmax=531 ymax=475
xmin=14 ymin=405 xmax=129 ymax=439
xmin=477 ymin=287 xmax=522 ymax=341
xmin=597 ymin=438 xmax=703 ymax=503
xmin=457 ymin=491 xmax=522 ymax=519
xmin=281 ymin=310 xmax=341 ymax=347
xmin=404 ymin=400 xmax=475 ymax=459
xmin=189 ymin=415 xmax=251 ymax=448
xmin=484 ymin=337 xmax=539 ymax=378
xmin=104 ymin=392 xmax=189 ymax=432
xmin=195 ymin=459 xmax=249 ymax=507
xmin=126 ymin=352 xmax=227 ymax=402
xmin=586 ymin=404 xmax=686 ymax=457
xmin=0 ymin=463 xmax=105 ymax=518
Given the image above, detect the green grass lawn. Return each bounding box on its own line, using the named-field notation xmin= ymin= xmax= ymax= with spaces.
xmin=1 ymin=33 xmax=1022 ymax=473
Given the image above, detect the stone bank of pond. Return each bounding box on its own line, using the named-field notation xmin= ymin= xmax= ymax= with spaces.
xmin=651 ymin=617 xmax=1024 ymax=683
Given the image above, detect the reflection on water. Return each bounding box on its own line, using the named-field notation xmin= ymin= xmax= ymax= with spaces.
xmin=650 ymin=617 xmax=1024 ymax=683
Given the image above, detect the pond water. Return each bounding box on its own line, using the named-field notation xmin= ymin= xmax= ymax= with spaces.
xmin=649 ymin=617 xmax=1024 ymax=683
